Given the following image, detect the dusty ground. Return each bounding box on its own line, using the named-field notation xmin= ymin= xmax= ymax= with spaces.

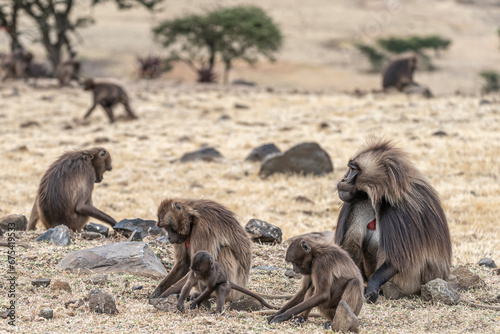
xmin=0 ymin=79 xmax=499 ymax=333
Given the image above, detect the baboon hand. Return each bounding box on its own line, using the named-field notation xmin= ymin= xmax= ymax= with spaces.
xmin=365 ymin=287 xmax=380 ymax=303
xmin=189 ymin=301 xmax=199 ymax=310
xmin=268 ymin=313 xmax=291 ymax=324
xmin=176 ymin=302 xmax=185 ymax=313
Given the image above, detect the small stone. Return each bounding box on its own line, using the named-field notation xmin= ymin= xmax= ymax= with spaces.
xmin=432 ymin=130 xmax=447 ymax=137
xmin=421 ymin=278 xmax=460 ymax=305
xmin=294 ymin=196 xmax=314 ymax=204
xmin=114 ymin=218 xmax=164 ymax=239
xmin=84 ymin=223 xmax=109 ymax=237
xmin=51 ymin=280 xmax=71 ymax=292
xmin=479 ymin=99 xmax=491 ymax=105
xmin=331 ymin=301 xmax=359 ymax=333
xmin=234 ymin=103 xmax=249 ymax=109
xmin=217 ymin=114 xmax=231 ymax=121
xmin=81 ymin=231 xmax=102 ymax=240
xmin=88 ymin=291 xmax=118 ymax=315
xmin=245 ymin=219 xmax=282 ymax=244
xmin=32 ymin=278 xmax=51 ymax=288
xmin=20 ymin=120 xmax=40 ymax=128
xmin=85 ymin=274 xmax=108 ymax=285
xmin=284 ymin=269 xmax=302 ymax=279
xmin=150 ymin=296 xmax=177 ymax=312
xmin=0 ymin=214 xmax=28 ymax=231
xmin=65 ymin=299 xmax=84 ymax=309
xmin=0 ymin=310 xmax=9 ymax=319
xmin=252 ymin=265 xmax=280 ymax=271
xmin=132 ymin=285 xmax=143 ymax=291
xmin=228 ymin=297 xmax=262 ymax=311
xmin=180 ymin=147 xmax=223 ymax=163
xmin=36 ymin=225 xmax=71 ymax=246
xmin=39 ymin=308 xmax=53 ymax=319
xmin=478 ymin=258 xmax=497 ymax=268
xmin=94 ymin=137 xmax=110 ymax=144
xmin=245 ymin=143 xmax=281 ymax=162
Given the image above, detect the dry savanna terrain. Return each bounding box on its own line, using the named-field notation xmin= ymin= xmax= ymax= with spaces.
xmin=0 ymin=0 xmax=500 ymax=333
xmin=0 ymin=79 xmax=499 ymax=333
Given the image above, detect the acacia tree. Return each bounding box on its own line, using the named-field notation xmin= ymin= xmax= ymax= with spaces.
xmin=0 ymin=0 xmax=163 ymax=69
xmin=153 ymin=5 xmax=283 ymax=83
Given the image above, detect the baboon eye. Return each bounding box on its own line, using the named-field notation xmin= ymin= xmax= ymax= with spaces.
xmin=174 ymin=202 xmax=183 ymax=211
xmin=99 ymin=150 xmax=107 ymax=158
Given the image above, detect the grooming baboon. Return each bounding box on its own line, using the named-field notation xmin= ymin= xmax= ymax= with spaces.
xmin=151 ymin=199 xmax=252 ymax=301
xmin=82 ymin=78 xmax=137 ymax=123
xmin=335 ymin=138 xmax=451 ymax=303
xmin=55 ymin=59 xmax=80 ymax=87
xmin=382 ymin=52 xmax=417 ymax=91
xmin=267 ymin=237 xmax=363 ymax=332
xmin=177 ymin=251 xmax=277 ymax=313
xmin=27 ymin=147 xmax=117 ymax=232
xmin=0 ymin=48 xmax=33 ymax=81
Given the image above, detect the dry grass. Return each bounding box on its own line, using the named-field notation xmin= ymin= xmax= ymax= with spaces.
xmin=0 ymin=80 xmax=499 ymax=333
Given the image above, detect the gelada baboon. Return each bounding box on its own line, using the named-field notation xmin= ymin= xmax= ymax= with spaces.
xmin=27 ymin=147 xmax=117 ymax=232
xmin=267 ymin=237 xmax=363 ymax=332
xmin=55 ymin=59 xmax=80 ymax=87
xmin=0 ymin=48 xmax=33 ymax=81
xmin=82 ymin=78 xmax=137 ymax=123
xmin=382 ymin=52 xmax=417 ymax=91
xmin=151 ymin=199 xmax=252 ymax=301
xmin=177 ymin=251 xmax=277 ymax=313
xmin=335 ymin=138 xmax=451 ymax=303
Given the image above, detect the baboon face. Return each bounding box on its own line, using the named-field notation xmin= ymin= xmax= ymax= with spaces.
xmin=337 ymin=160 xmax=368 ymax=203
xmin=157 ymin=202 xmax=192 ymax=244
xmin=191 ymin=251 xmax=213 ymax=278
xmin=91 ymin=149 xmax=112 ymax=183
xmin=286 ymin=239 xmax=313 ymax=275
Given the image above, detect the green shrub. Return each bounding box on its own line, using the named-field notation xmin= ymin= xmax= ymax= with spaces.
xmin=480 ymin=70 xmax=500 ymax=93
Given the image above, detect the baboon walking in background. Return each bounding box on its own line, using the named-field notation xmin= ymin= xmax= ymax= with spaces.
xmin=27 ymin=147 xmax=117 ymax=232
xmin=55 ymin=59 xmax=80 ymax=87
xmin=151 ymin=198 xmax=252 ymax=302
xmin=382 ymin=52 xmax=417 ymax=91
xmin=82 ymin=78 xmax=137 ymax=123
xmin=0 ymin=48 xmax=33 ymax=81
xmin=335 ymin=137 xmax=451 ymax=303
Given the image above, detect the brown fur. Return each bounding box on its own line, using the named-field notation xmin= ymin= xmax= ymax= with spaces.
xmin=55 ymin=59 xmax=80 ymax=87
xmin=268 ymin=237 xmax=363 ymax=329
xmin=335 ymin=137 xmax=452 ymax=302
xmin=82 ymin=78 xmax=137 ymax=123
xmin=151 ymin=198 xmax=252 ymax=301
xmin=177 ymin=251 xmax=277 ymax=313
xmin=382 ymin=52 xmax=417 ymax=91
xmin=27 ymin=147 xmax=117 ymax=232
xmin=0 ymin=48 xmax=33 ymax=81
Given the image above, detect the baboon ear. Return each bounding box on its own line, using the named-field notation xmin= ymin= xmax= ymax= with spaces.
xmin=174 ymin=202 xmax=183 ymax=211
xmin=98 ymin=150 xmax=107 ymax=158
xmin=300 ymin=241 xmax=311 ymax=253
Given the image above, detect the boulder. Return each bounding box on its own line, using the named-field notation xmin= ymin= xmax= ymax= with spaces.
xmin=245 ymin=219 xmax=282 ymax=244
xmin=450 ymin=265 xmax=486 ymax=291
xmin=245 ymin=143 xmax=281 ymax=162
xmin=478 ymin=258 xmax=497 ymax=269
xmin=0 ymin=214 xmax=27 ymax=231
xmin=421 ymin=278 xmax=460 ymax=305
xmin=180 ymin=147 xmax=222 ymax=163
xmin=56 ymin=242 xmax=167 ymax=276
xmin=259 ymin=142 xmax=333 ymax=177
xmin=36 ymin=225 xmax=71 ymax=246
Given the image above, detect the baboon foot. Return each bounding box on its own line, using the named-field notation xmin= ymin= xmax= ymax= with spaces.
xmin=331 ymin=300 xmax=359 ymax=333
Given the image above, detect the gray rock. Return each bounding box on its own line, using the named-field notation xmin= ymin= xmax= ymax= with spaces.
xmin=36 ymin=225 xmax=71 ymax=246
xmin=32 ymin=278 xmax=51 ymax=288
xmin=402 ymin=83 xmax=433 ymax=98
xmin=81 ymin=231 xmax=103 ymax=240
xmin=0 ymin=214 xmax=27 ymax=231
xmin=114 ymin=218 xmax=165 ymax=240
xmin=479 ymin=99 xmax=491 ymax=105
xmin=180 ymin=147 xmax=223 ymax=163
xmin=88 ymin=291 xmax=118 ymax=315
xmin=245 ymin=219 xmax=282 ymax=244
xmin=259 ymin=142 xmax=333 ymax=177
xmin=39 ymin=307 xmax=53 ymax=319
xmin=234 ymin=103 xmax=249 ymax=109
xmin=0 ymin=310 xmax=8 ymax=319
xmin=150 ymin=296 xmax=177 ymax=312
xmin=478 ymin=258 xmax=497 ymax=268
xmin=245 ymin=143 xmax=281 ymax=162
xmin=432 ymin=130 xmax=447 ymax=137
xmin=232 ymin=79 xmax=256 ymax=87
xmin=132 ymin=285 xmax=143 ymax=291
xmin=56 ymin=242 xmax=167 ymax=276
xmin=284 ymin=269 xmax=302 ymax=279
xmin=228 ymin=297 xmax=262 ymax=311
xmin=128 ymin=230 xmax=143 ymax=241
xmin=84 ymin=223 xmax=109 ymax=237
xmin=331 ymin=301 xmax=359 ymax=333
xmin=450 ymin=265 xmax=486 ymax=290
xmin=294 ymin=195 xmax=314 ymax=204
xmin=421 ymin=278 xmax=460 ymax=305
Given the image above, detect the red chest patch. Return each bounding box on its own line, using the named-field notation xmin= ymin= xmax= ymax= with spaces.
xmin=367 ymin=218 xmax=376 ymax=231
xmin=185 ymin=239 xmax=191 ymax=249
